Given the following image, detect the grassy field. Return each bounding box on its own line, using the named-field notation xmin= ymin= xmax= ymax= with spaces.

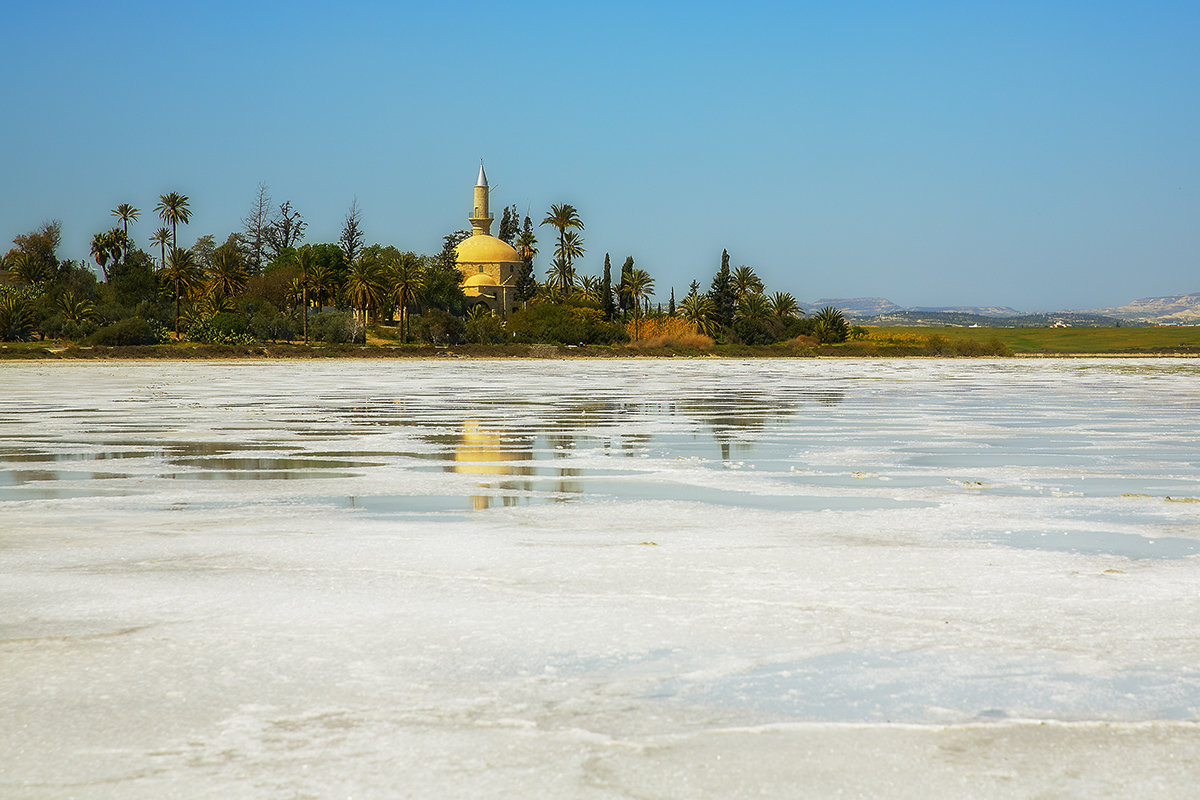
xmin=866 ymin=326 xmax=1200 ymax=354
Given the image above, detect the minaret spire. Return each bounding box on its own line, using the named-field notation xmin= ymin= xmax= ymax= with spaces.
xmin=469 ymin=161 xmax=493 ymax=236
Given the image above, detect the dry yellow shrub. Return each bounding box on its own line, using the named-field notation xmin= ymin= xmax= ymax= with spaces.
xmin=625 ymin=316 xmax=697 ymax=341
xmin=629 ymin=332 xmax=715 ymax=349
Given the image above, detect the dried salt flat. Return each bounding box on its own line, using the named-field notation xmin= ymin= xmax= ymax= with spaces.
xmin=1 ymin=358 xmax=1199 ymax=798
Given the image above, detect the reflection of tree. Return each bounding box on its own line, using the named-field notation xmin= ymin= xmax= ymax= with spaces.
xmin=677 ymin=395 xmax=804 ymax=462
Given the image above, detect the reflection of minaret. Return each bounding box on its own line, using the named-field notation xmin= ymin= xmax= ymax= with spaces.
xmin=469 ymin=162 xmax=492 ymax=237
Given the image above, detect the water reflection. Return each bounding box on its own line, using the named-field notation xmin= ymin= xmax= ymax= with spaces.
xmin=452 ymin=421 xmax=533 ymax=509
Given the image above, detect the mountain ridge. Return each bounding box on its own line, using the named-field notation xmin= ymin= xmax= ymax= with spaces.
xmin=804 ymin=292 xmax=1200 ymax=325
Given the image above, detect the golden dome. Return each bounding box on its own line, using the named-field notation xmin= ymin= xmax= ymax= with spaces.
xmin=463 ymin=273 xmax=500 ymax=287
xmin=456 ymin=234 xmax=520 ymax=264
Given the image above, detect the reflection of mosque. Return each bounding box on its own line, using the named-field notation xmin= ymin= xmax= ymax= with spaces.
xmin=447 ymin=388 xmax=843 ymax=508
xmin=449 ymin=422 xmax=590 ymax=509
xmin=452 ymin=421 xmax=532 ymax=510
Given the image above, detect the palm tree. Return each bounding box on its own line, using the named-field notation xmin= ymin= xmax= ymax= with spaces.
xmin=734 ymin=292 xmax=771 ymax=324
xmin=345 ymin=258 xmax=386 ymax=335
xmin=90 ymin=232 xmax=114 ymax=280
xmin=813 ymin=306 xmax=849 ymax=344
xmin=155 ymin=192 xmax=192 ymax=249
xmin=577 ymin=275 xmax=602 ymax=302
xmin=149 ymin=227 xmax=172 ymax=269
xmin=516 ymin=228 xmax=538 ymax=261
xmin=102 ymin=228 xmax=128 ymax=273
xmin=679 ymin=293 xmax=717 ymax=337
xmin=207 ymin=248 xmax=248 ymax=299
xmin=732 ymin=265 xmax=764 ymax=304
xmin=554 ymin=230 xmax=586 ymax=291
xmin=388 ymin=253 xmax=424 ymax=342
xmin=769 ymin=292 xmax=799 ymax=319
xmin=305 ymin=261 xmax=339 ymax=310
xmin=10 ymin=251 xmax=53 ymax=285
xmin=0 ymin=294 xmax=36 ymax=341
xmin=548 ymin=257 xmax=575 ymax=294
xmin=540 ymin=203 xmax=583 ymax=292
xmin=111 ymin=204 xmax=140 ymax=238
xmin=162 ymin=247 xmax=200 ymax=338
xmin=624 ymin=268 xmax=655 ymax=341
xmin=56 ymin=292 xmax=98 ymax=325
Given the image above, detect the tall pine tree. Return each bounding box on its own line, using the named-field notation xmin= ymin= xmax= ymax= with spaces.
xmin=708 ymin=248 xmax=735 ymax=328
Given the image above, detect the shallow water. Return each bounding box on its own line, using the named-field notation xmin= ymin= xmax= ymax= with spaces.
xmin=2 ymin=358 xmax=1199 ymax=797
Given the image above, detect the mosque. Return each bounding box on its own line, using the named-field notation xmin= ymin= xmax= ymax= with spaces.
xmin=454 ymin=164 xmax=523 ymax=317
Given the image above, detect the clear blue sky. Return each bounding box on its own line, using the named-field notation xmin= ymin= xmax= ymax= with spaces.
xmin=2 ymin=0 xmax=1197 ymax=310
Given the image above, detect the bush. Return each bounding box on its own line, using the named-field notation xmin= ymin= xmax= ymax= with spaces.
xmin=89 ymin=316 xmax=167 ymax=346
xmin=508 ymin=303 xmax=627 ymax=345
xmin=625 ymin=315 xmax=695 ymax=341
xmin=186 ymin=313 xmax=255 ymax=345
xmin=628 ymin=332 xmax=714 ymax=349
xmin=730 ymin=316 xmax=784 ymax=345
xmin=464 ymin=309 xmax=505 ymax=344
xmin=248 ymin=309 xmax=296 ymax=343
xmin=413 ymin=308 xmax=464 ymax=344
xmin=307 ymin=310 xmax=352 ymax=344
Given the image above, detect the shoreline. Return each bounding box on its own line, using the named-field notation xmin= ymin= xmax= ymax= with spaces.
xmin=3 ymin=344 xmax=1200 ymax=361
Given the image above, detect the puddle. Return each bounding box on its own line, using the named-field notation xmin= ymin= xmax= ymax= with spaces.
xmin=973 ymin=529 xmax=1200 ymax=560
xmin=672 ymin=651 xmax=1200 ymax=722
xmin=0 ymin=470 xmax=130 ymax=485
xmin=167 ymin=457 xmax=384 ymax=471
xmin=162 ymin=471 xmax=364 ymax=482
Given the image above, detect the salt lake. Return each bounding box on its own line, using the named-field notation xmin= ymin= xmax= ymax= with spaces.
xmin=2 ymin=358 xmax=1199 ymax=797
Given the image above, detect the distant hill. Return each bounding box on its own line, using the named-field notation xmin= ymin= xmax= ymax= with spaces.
xmin=860 ymin=310 xmax=1137 ymax=328
xmin=909 ymin=305 xmax=1024 ymax=318
xmin=803 ymin=297 xmax=1149 ymax=327
xmin=1087 ymin=293 xmax=1200 ymax=325
xmin=807 ymin=297 xmax=903 ymax=316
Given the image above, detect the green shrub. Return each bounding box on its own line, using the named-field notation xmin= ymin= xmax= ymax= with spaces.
xmin=507 ymin=303 xmax=627 ymax=345
xmin=730 ymin=316 xmax=783 ymax=345
xmin=413 ymin=308 xmax=464 ymax=344
xmin=89 ymin=317 xmax=166 ymax=346
xmin=464 ymin=308 xmax=505 ymax=344
xmin=248 ymin=309 xmax=296 ymax=343
xmin=307 ymin=310 xmax=352 ymax=344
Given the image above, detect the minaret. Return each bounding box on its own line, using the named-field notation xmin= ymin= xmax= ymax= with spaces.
xmin=469 ymin=162 xmax=493 ymax=237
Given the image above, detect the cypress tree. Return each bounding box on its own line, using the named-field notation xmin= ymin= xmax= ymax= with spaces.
xmin=601 ymin=252 xmax=615 ymax=320
xmin=515 ymin=215 xmax=538 ymax=301
xmin=668 ymin=287 xmax=676 ymax=316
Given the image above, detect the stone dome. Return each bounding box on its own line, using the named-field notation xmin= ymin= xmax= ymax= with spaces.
xmin=463 ymin=272 xmax=499 ymax=287
xmin=456 ymin=234 xmax=520 ymax=265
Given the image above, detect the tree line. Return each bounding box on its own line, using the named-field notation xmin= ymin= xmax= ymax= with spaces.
xmin=0 ymin=189 xmax=850 ymax=347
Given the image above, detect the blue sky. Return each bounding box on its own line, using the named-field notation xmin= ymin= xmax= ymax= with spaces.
xmin=2 ymin=0 xmax=1197 ymax=310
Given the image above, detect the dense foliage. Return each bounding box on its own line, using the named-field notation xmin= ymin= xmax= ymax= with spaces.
xmin=1 ymin=191 xmax=838 ymax=351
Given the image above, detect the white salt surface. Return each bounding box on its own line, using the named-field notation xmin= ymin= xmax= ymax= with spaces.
xmin=2 ymin=358 xmax=1199 ymax=797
